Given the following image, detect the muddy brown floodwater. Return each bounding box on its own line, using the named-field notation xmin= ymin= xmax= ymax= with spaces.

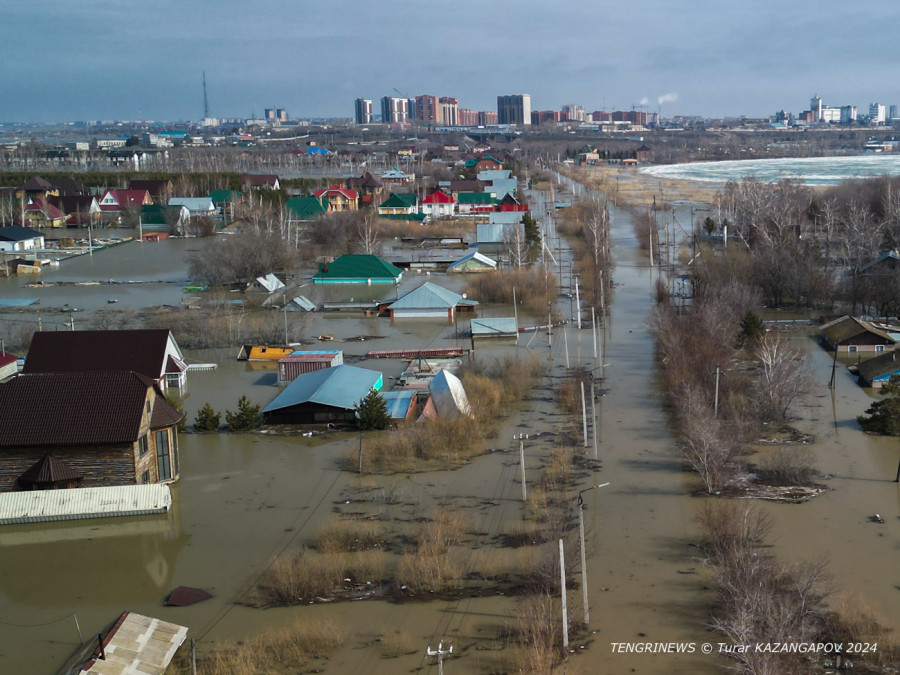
xmin=0 ymin=180 xmax=898 ymax=674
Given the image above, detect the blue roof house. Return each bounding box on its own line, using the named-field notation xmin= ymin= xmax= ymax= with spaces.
xmin=386 ymin=282 xmax=477 ymax=320
xmin=262 ymin=365 xmax=383 ymax=424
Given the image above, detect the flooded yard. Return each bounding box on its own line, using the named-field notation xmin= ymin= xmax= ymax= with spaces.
xmin=1 ymin=186 xmax=898 ymax=674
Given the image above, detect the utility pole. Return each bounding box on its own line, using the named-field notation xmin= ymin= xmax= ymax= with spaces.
xmin=519 ymin=439 xmax=527 ymax=502
xmin=580 ymin=380 xmax=589 ymax=448
xmin=426 ymin=641 xmax=453 ymax=675
xmin=590 ymin=375 xmax=598 ymax=460
xmin=713 ymin=365 xmax=721 ymax=417
xmin=578 ymin=483 xmax=609 ymax=625
xmin=559 ymin=539 xmax=568 ymax=650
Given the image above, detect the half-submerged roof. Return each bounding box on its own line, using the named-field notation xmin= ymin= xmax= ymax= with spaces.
xmin=390 ymin=282 xmax=475 ymax=310
xmin=858 ymin=350 xmax=900 ymax=383
xmin=314 ymin=254 xmax=403 ymax=282
xmin=263 ymin=365 xmax=382 ymax=413
xmin=429 ymin=369 xmax=472 ymax=417
xmin=0 ymin=226 xmax=44 ymax=242
xmin=448 ymin=252 xmax=497 ymax=271
xmin=821 ymin=315 xmax=895 ymax=345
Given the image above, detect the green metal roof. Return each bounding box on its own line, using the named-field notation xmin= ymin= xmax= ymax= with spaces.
xmin=457 ymin=192 xmax=498 ymax=205
xmin=379 ymin=193 xmax=418 ymax=208
xmin=286 ymin=196 xmax=327 ymax=220
xmin=209 ymin=190 xmax=240 ymax=204
xmin=313 ymin=254 xmax=403 ymax=283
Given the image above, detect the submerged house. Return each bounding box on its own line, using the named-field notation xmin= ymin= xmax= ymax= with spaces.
xmin=425 ymin=369 xmax=472 ymax=418
xmin=313 ymin=254 xmax=403 ymax=284
xmin=23 ymin=329 xmax=189 ymax=391
xmin=384 ymin=282 xmax=477 ymax=320
xmin=858 ymin=351 xmax=900 ymax=389
xmin=0 ymin=371 xmax=183 ymax=492
xmin=263 ymin=364 xmax=383 ymax=424
xmin=247 ymin=273 xmax=285 ymax=294
xmin=448 ymin=251 xmax=497 ymax=273
xmin=820 ymin=316 xmax=896 ymax=353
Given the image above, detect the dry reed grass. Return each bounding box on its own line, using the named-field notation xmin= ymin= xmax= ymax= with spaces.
xmin=258 ymin=548 xmax=390 ymax=604
xmin=378 ymin=630 xmax=416 ymax=658
xmin=169 ymin=618 xmax=344 ymax=674
xmin=313 ymin=517 xmax=386 ymax=553
xmin=396 ymin=511 xmax=468 ymax=594
xmin=463 ymin=267 xmax=557 ymax=317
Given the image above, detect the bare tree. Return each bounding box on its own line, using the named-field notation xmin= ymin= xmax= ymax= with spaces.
xmin=754 ymin=334 xmax=811 ymax=420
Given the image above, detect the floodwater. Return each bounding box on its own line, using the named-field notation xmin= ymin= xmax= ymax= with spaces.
xmin=1 ymin=182 xmax=898 ymax=675
xmin=642 ymin=154 xmax=900 ymax=186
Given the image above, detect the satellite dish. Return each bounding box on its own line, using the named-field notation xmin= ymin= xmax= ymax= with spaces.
xmin=462 ymin=293 xmax=467 ymax=299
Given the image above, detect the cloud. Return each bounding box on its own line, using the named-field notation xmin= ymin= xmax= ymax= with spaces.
xmin=658 ymin=92 xmax=679 ymax=105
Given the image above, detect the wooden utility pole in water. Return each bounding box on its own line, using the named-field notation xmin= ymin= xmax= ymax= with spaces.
xmin=581 ymin=380 xmax=589 ymax=448
xmin=559 ymin=539 xmax=568 ymax=650
xmin=714 ymin=365 xmax=721 ymax=417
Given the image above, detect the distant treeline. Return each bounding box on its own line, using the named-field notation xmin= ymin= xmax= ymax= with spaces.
xmin=0 ymin=172 xmax=329 ymax=195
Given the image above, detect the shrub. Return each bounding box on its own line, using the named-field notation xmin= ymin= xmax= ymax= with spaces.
xmin=226 ymin=395 xmax=262 ymax=431
xmin=165 ymin=395 xmax=187 ymax=433
xmin=193 ymin=403 xmax=221 ymax=431
xmin=857 ymin=374 xmax=900 ymax=436
xmin=755 ymin=447 xmax=817 ymax=486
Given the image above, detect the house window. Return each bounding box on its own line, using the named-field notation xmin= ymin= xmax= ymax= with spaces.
xmin=138 ymin=435 xmax=148 ymax=457
xmin=141 ymin=470 xmax=150 ymax=484
xmin=848 ymin=345 xmax=858 ymax=353
xmin=146 ymin=400 xmax=151 ymax=413
xmin=156 ymin=430 xmax=171 ymax=481
xmin=876 ymin=345 xmax=885 ymax=352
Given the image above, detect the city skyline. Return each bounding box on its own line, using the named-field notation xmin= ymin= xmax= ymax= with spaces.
xmin=3 ymin=0 xmax=900 ymax=123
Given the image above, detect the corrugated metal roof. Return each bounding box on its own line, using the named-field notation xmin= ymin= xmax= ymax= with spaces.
xmin=471 ymin=317 xmax=518 ymax=336
xmin=448 ymin=252 xmax=497 ymax=271
xmin=429 ymin=369 xmax=472 ymax=417
xmin=382 ymin=390 xmax=417 ymax=419
xmin=280 ymin=350 xmax=343 ymax=363
xmin=390 ymin=282 xmax=466 ymax=310
xmin=263 ymin=365 xmax=383 ymax=413
xmin=80 ymin=611 xmax=187 ymax=675
xmin=0 ymin=484 xmax=171 ymax=525
xmin=290 ymin=295 xmax=317 ymax=311
xmin=314 ymin=254 xmax=403 ymax=282
xmin=821 ymin=315 xmax=894 ymax=345
xmin=249 ymin=273 xmax=285 ymax=293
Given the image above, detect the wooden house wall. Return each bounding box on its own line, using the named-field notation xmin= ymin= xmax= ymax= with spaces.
xmin=837 ymin=332 xmax=894 ymax=351
xmin=264 ymin=402 xmax=356 ymax=425
xmin=0 ymin=445 xmax=135 ymax=492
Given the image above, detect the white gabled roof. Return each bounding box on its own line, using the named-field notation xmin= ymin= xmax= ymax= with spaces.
xmin=250 ymin=273 xmax=286 ymax=293
xmin=0 ymin=484 xmax=171 ymax=525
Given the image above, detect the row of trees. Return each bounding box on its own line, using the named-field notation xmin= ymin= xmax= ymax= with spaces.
xmin=701 ymin=175 xmax=900 ymax=315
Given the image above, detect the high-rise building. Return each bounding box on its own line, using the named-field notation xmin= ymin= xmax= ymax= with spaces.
xmin=869 ymin=102 xmax=886 ymax=124
xmin=810 ymin=95 xmax=823 ymax=122
xmin=561 ymin=104 xmax=584 ymax=122
xmin=478 ymin=111 xmax=498 ymax=126
xmin=354 ymin=98 xmax=373 ymax=124
xmin=439 ymin=97 xmax=459 ymax=126
xmin=265 ymin=108 xmax=287 ymax=123
xmin=458 ymin=108 xmax=478 ymax=126
xmin=414 ymin=95 xmax=439 ymax=124
xmin=890 ymin=105 xmax=898 ymax=122
xmin=381 ymin=96 xmax=409 ymax=124
xmin=497 ymin=94 xmax=532 ymax=126
xmin=840 ymin=105 xmax=857 ymax=124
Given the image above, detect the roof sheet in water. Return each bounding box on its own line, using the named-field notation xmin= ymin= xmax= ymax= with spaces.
xmin=79 ymin=611 xmax=187 ymax=675
xmin=0 ymin=484 xmax=171 ymax=525
xmin=0 ymin=298 xmax=39 ymax=307
xmin=165 ymin=586 xmax=213 ymax=606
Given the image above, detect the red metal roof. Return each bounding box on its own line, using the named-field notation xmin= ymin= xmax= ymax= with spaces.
xmin=422 ymin=189 xmax=455 ymax=204
xmin=314 ymin=185 xmax=358 ymax=200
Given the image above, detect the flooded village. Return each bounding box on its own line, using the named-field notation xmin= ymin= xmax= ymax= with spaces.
xmin=1 ymin=129 xmax=900 ymax=675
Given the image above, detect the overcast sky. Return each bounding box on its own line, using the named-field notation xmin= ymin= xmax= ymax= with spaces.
xmin=3 ymin=0 xmax=900 ymax=123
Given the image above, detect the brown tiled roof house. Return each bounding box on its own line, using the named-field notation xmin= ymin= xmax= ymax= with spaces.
xmin=0 ymin=371 xmax=182 ymax=491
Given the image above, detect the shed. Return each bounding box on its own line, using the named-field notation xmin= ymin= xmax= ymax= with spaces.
xmin=277 ymin=350 xmax=344 ymax=384
xmin=0 ymin=352 xmax=17 ymax=380
xmin=386 ymin=282 xmax=477 ymax=320
xmin=247 ymin=273 xmax=286 ymax=294
xmin=471 ymin=317 xmax=518 ymax=338
xmin=313 ymin=254 xmax=403 ymax=284
xmin=427 ymin=369 xmax=472 ymax=418
xmin=858 ymin=351 xmax=900 ymax=388
xmin=448 ymin=252 xmax=497 ymax=273
xmin=821 ymin=315 xmax=895 ymax=353
xmin=263 ymin=364 xmax=383 ymax=424
xmin=382 ymin=389 xmax=419 ymax=423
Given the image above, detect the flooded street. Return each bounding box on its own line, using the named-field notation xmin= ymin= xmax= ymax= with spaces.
xmin=1 ymin=181 xmax=898 ymax=675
